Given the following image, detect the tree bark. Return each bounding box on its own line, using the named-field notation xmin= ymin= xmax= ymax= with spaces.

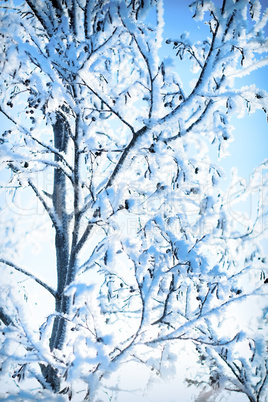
xmin=42 ymin=112 xmax=70 ymax=392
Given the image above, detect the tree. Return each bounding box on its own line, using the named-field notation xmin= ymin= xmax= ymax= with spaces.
xmin=0 ymin=0 xmax=267 ymax=400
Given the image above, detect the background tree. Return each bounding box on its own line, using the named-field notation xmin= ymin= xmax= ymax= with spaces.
xmin=0 ymin=0 xmax=267 ymax=400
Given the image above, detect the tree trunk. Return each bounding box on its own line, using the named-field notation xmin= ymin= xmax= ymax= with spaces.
xmin=42 ymin=113 xmax=70 ymax=392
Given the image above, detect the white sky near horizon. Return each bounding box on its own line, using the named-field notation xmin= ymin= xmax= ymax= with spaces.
xmin=0 ymin=1 xmax=267 ymax=400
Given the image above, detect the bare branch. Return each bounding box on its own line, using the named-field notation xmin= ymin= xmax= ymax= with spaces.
xmin=28 ymin=179 xmax=61 ymax=231
xmin=0 ymin=107 xmax=73 ymax=172
xmin=74 ymin=222 xmax=93 ymax=256
xmin=166 ymin=99 xmax=214 ymax=142
xmin=0 ymin=259 xmax=56 ymax=298
xmin=32 ymin=159 xmax=74 ymax=184
xmin=78 ymin=77 xmax=135 ymax=135
xmin=118 ymin=8 xmax=153 ymax=118
xmin=105 ymin=125 xmax=148 ymax=188
xmin=157 ymin=6 xmax=223 ymax=130
xmin=216 ymin=349 xmax=256 ymax=401
xmin=48 ymin=0 xmax=64 ymax=16
xmin=0 ymin=307 xmax=14 ymax=326
xmin=145 ymin=286 xmax=264 ymax=346
xmin=25 ymin=0 xmax=54 ymax=36
xmin=152 ymin=274 xmax=175 ymax=325
xmin=258 ymin=360 xmax=268 ymax=400
xmin=84 ymin=0 xmax=92 ymax=39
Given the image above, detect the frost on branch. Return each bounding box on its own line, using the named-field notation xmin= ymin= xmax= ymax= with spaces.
xmin=0 ymin=0 xmax=267 ymax=400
